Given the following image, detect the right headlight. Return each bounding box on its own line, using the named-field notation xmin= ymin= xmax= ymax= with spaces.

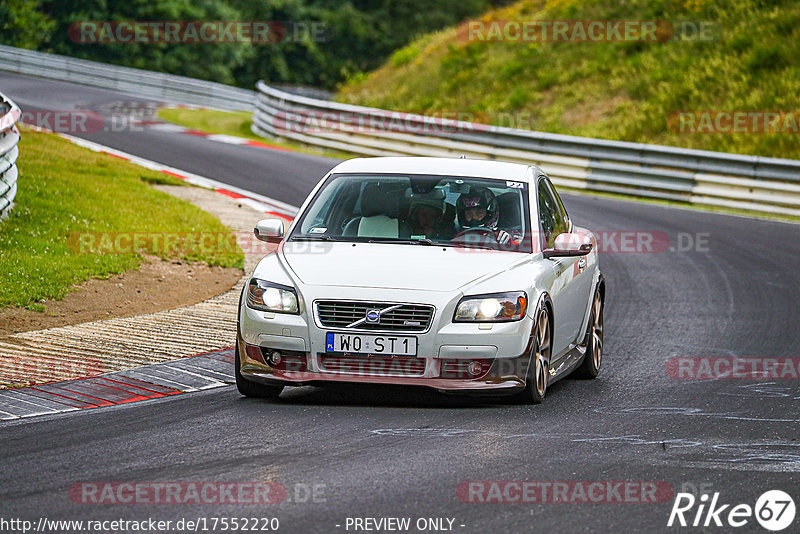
xmin=453 ymin=291 xmax=528 ymax=322
xmin=246 ymin=278 xmax=299 ymax=314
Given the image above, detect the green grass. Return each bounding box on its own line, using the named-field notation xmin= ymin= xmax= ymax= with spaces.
xmin=0 ymin=128 xmax=243 ymax=310
xmin=158 ymin=108 xmax=261 ymax=141
xmin=338 ymin=0 xmax=800 ymax=160
xmin=156 ymin=108 xmax=353 ymax=159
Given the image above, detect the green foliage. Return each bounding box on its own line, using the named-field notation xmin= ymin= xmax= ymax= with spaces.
xmin=0 ymin=0 xmax=56 ymax=48
xmin=390 ymin=46 xmax=420 ymax=67
xmin=41 ymin=0 xmax=250 ymax=85
xmin=339 ymin=0 xmax=800 ymax=159
xmin=4 ymin=0 xmax=513 ymax=89
xmin=0 ymin=129 xmax=243 ymax=308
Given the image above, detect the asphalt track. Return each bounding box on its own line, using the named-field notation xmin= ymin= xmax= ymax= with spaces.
xmin=1 ymin=72 xmax=799 ymax=533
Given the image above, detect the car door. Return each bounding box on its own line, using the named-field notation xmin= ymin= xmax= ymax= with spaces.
xmin=549 ymin=178 xmax=596 ymax=341
xmin=536 ymin=176 xmax=581 ymax=359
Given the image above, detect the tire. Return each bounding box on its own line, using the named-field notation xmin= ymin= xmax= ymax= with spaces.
xmin=235 ymin=339 xmax=284 ymax=399
xmin=517 ymin=303 xmax=551 ymax=404
xmin=572 ymin=287 xmax=603 ymax=379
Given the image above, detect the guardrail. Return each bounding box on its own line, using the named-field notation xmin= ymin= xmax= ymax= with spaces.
xmin=254 ymin=81 xmax=800 ymax=217
xmin=0 ymin=45 xmax=253 ymax=111
xmin=0 ymin=92 xmax=21 ymax=219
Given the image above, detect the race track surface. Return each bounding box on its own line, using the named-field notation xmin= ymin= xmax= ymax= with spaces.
xmin=1 ymin=73 xmax=798 ymax=533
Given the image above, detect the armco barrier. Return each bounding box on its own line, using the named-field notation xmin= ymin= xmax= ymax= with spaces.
xmin=1 ymin=44 xmax=797 ymax=216
xmin=0 ymin=45 xmax=253 ymax=111
xmin=253 ymin=81 xmax=800 ymax=217
xmin=0 ymin=92 xmax=21 ymax=219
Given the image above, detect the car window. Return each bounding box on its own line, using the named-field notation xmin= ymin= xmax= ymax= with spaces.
xmin=537 ymin=177 xmax=567 ymax=249
xmin=546 ymin=178 xmax=570 ymax=232
xmin=290 ymin=173 xmax=532 ymax=252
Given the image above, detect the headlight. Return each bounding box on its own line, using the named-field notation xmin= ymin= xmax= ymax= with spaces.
xmin=246 ymin=279 xmax=299 ymax=314
xmin=454 ymin=292 xmax=528 ymax=322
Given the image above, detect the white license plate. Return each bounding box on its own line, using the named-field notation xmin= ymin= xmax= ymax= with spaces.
xmin=325 ymin=332 xmax=417 ymax=356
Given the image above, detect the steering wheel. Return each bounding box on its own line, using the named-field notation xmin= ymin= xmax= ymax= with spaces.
xmin=451 ymin=227 xmax=499 ymax=249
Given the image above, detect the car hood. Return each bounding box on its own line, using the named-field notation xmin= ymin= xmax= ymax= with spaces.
xmin=281 ymin=241 xmax=526 ymax=292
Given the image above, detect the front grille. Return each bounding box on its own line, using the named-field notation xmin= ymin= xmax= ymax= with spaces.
xmin=316 ymin=301 xmax=434 ymax=332
xmin=319 ymin=355 xmax=425 ymax=377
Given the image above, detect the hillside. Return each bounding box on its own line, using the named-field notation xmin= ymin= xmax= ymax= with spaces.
xmin=337 ymin=0 xmax=800 ymax=159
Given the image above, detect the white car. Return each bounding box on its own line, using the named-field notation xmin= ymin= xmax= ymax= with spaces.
xmin=236 ymin=157 xmax=604 ymax=403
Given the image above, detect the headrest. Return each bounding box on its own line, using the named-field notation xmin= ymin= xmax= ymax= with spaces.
xmin=496 ymin=191 xmax=522 ymax=227
xmin=361 ymin=184 xmax=399 ymax=218
xmin=407 ymin=187 xmax=446 ymax=213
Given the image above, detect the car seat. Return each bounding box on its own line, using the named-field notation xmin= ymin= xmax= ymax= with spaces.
xmin=343 ymin=183 xmax=410 ymax=238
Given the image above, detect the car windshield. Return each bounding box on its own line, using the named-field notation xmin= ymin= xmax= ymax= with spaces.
xmin=289 ymin=173 xmax=532 ymax=252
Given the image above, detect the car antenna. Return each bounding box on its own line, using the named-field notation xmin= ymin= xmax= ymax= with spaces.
xmin=458 ymin=154 xmax=467 ymax=159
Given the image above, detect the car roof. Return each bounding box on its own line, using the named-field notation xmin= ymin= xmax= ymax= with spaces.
xmin=328 ymin=157 xmax=538 ymax=182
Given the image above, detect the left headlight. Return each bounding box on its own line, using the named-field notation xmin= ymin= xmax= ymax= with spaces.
xmin=246 ymin=278 xmax=299 ymax=314
xmin=454 ymin=291 xmax=528 ymax=322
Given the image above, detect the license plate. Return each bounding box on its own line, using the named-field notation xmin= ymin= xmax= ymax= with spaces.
xmin=325 ymin=332 xmax=417 ymax=356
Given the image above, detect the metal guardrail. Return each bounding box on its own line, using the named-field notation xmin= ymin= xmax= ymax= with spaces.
xmin=0 ymin=45 xmax=253 ymax=111
xmin=253 ymin=81 xmax=800 ymax=217
xmin=0 ymin=92 xmax=21 ymax=219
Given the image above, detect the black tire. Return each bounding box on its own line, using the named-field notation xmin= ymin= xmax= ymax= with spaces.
xmin=516 ymin=303 xmax=551 ymax=404
xmin=572 ymin=287 xmax=603 ymax=379
xmin=235 ymin=339 xmax=284 ymax=399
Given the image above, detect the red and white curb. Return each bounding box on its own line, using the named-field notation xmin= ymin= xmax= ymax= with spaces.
xmin=0 ymin=349 xmax=236 ymax=421
xmin=25 ymin=125 xmax=298 ymax=221
xmin=144 ymin=121 xmax=293 ymax=152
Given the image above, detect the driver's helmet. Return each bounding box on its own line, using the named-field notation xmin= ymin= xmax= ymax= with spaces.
xmin=456 ymin=186 xmax=498 ymax=229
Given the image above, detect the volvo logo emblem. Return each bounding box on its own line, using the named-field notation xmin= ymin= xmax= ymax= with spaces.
xmin=365 ymin=309 xmax=380 ymax=324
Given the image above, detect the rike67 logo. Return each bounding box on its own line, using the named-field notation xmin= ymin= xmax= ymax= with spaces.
xmin=668 ymin=490 xmax=796 ymax=531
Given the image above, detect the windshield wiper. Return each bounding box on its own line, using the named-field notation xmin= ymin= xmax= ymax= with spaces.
xmin=450 ymin=242 xmax=496 ymax=250
xmin=291 ymin=235 xmax=337 ymax=242
xmin=368 ymin=238 xmax=436 ymax=245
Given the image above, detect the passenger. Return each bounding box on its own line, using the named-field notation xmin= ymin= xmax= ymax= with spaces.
xmin=407 ymin=191 xmax=453 ymax=240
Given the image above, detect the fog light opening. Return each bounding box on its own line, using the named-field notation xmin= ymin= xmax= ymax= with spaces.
xmin=467 ymin=360 xmax=483 ymax=377
xmin=268 ymin=351 xmax=282 ymax=366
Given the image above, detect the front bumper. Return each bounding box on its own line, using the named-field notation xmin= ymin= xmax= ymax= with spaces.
xmin=238 ymin=302 xmax=535 ymax=395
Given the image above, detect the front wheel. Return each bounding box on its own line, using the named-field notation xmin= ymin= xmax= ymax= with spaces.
xmin=572 ymin=287 xmax=603 ymax=379
xmin=517 ymin=303 xmax=551 ymax=404
xmin=235 ymin=339 xmax=284 ymax=399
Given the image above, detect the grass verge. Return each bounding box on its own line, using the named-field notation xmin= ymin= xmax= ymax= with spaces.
xmin=156 ymin=107 xmax=352 ymax=160
xmin=0 ymin=127 xmax=244 ymax=310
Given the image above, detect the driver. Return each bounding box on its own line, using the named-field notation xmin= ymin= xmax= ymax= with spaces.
xmin=456 ymin=186 xmax=513 ymax=245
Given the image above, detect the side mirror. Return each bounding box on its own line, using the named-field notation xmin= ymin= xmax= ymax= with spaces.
xmin=543 ymin=232 xmax=593 ymax=258
xmin=254 ymin=219 xmax=285 ymax=243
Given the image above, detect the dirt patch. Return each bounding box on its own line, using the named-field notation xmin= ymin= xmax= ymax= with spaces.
xmin=0 ymin=256 xmax=242 ymax=336
xmin=561 ymin=94 xmax=629 ymax=128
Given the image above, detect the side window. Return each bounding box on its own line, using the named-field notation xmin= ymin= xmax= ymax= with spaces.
xmin=537 ymin=177 xmax=567 ymax=249
xmin=537 ymin=179 xmax=557 ymax=249
xmin=546 ymin=179 xmax=570 ymax=232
